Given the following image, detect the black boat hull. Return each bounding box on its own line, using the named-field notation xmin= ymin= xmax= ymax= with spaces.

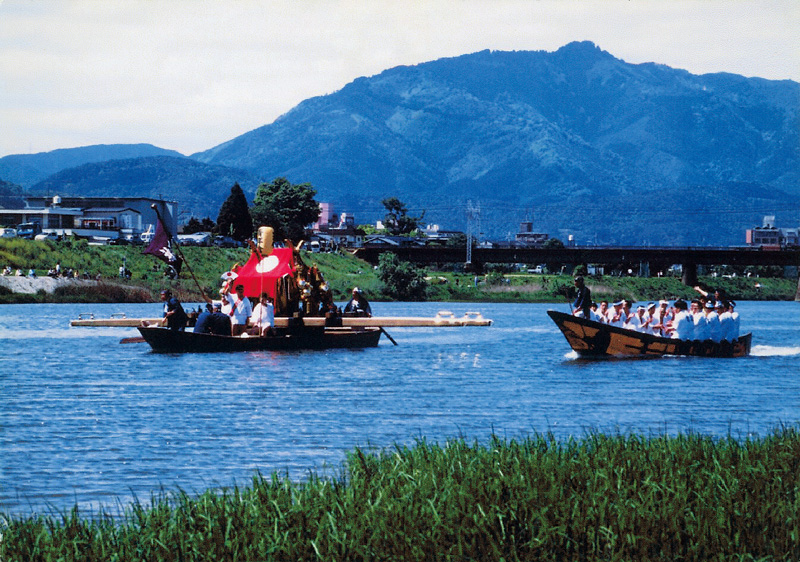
xmin=137 ymin=326 xmax=382 ymax=353
xmin=547 ymin=310 xmax=751 ymax=358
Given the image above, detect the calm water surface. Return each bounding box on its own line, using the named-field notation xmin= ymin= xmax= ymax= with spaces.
xmin=1 ymin=300 xmax=799 ymax=516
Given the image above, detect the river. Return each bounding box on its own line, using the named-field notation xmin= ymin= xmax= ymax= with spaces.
xmin=1 ymin=301 xmax=799 ymax=516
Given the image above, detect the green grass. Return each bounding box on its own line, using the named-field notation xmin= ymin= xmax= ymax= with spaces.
xmin=2 ymin=428 xmax=799 ymax=561
xmin=1 ymin=238 xmax=796 ymax=304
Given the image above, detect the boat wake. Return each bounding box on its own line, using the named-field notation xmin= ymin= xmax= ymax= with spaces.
xmin=751 ymin=345 xmax=800 ymax=357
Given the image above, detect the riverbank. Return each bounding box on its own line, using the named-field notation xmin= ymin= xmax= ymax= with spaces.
xmin=1 ymin=238 xmax=797 ymax=303
xmin=2 ymin=429 xmax=798 ymax=561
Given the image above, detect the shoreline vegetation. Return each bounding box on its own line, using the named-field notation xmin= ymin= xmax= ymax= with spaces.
xmin=1 ymin=238 xmax=797 ymax=304
xmin=2 ymin=429 xmax=799 ymax=561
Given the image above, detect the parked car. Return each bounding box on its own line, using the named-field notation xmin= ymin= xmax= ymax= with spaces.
xmin=16 ymin=223 xmax=42 ymax=239
xmin=0 ymin=227 xmax=18 ymax=238
xmin=34 ymin=232 xmax=60 ymax=241
xmin=213 ymin=235 xmax=242 ymax=248
xmin=178 ymin=232 xmax=212 ymax=246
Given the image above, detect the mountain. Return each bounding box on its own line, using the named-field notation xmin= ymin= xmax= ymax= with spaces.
xmin=0 ymin=179 xmax=25 ymax=209
xmin=0 ymin=144 xmax=185 ymax=188
xmin=194 ymin=41 xmax=799 ymax=245
xmin=31 ymin=156 xmax=262 ymax=220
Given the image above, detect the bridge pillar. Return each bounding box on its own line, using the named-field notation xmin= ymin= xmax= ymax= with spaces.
xmin=681 ymin=263 xmax=698 ymax=287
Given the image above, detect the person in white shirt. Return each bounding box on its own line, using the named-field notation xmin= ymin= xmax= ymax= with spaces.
xmin=691 ymin=299 xmax=709 ymax=341
xmin=608 ymin=300 xmax=626 ymax=327
xmin=670 ymin=300 xmax=693 ymax=340
xmin=649 ymin=300 xmax=671 ymax=337
xmin=625 ymin=306 xmax=647 ymax=332
xmin=250 ymin=292 xmax=275 ymax=337
xmin=225 ymin=284 xmax=253 ymax=336
xmin=717 ymin=300 xmax=734 ymax=341
xmin=728 ymin=301 xmax=740 ymax=340
xmin=596 ymin=301 xmax=609 ymax=324
xmin=706 ymin=301 xmax=722 ymax=342
xmin=641 ymin=302 xmax=656 ymax=333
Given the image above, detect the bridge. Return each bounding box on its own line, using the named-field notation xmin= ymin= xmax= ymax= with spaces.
xmin=354 ymin=244 xmax=800 ymax=298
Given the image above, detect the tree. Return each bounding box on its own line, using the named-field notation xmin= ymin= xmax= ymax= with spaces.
xmin=250 ymin=177 xmax=320 ymax=242
xmin=183 ymin=217 xmax=216 ymax=234
xmin=216 ymin=183 xmax=252 ymax=242
xmin=382 ymin=197 xmax=425 ymax=235
xmin=377 ymin=252 xmax=428 ymax=301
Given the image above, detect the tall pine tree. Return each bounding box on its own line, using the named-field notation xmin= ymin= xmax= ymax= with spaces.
xmin=216 ymin=183 xmax=252 ymax=242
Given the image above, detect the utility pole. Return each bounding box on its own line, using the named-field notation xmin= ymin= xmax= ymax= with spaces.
xmin=466 ymin=200 xmax=480 ymax=265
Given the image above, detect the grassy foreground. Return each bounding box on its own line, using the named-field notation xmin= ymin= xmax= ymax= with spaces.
xmin=2 ymin=429 xmax=799 ymax=561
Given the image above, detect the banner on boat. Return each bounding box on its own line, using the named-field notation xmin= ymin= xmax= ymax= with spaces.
xmin=143 ymin=217 xmax=182 ymax=274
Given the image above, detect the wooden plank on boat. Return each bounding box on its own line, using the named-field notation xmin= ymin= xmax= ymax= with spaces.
xmin=279 ymin=311 xmax=492 ymax=328
xmin=70 ymin=315 xmax=162 ymax=327
xmin=72 ymin=311 xmax=492 ymax=328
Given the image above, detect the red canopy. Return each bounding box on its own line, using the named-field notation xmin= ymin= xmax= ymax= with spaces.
xmin=230 ymin=247 xmax=296 ymax=300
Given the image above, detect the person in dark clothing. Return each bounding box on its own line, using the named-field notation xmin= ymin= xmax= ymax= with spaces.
xmin=343 ymin=287 xmax=372 ymax=317
xmin=209 ymin=302 xmax=232 ymax=336
xmin=193 ymin=303 xmax=214 ymax=333
xmin=161 ymin=289 xmax=187 ymax=330
xmin=572 ymin=276 xmax=592 ymax=319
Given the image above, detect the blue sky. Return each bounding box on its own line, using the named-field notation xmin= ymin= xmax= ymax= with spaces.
xmin=1 ymin=0 xmax=797 ymax=158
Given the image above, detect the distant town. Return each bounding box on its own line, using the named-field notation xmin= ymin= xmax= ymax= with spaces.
xmin=1 ymin=195 xmax=798 ymax=256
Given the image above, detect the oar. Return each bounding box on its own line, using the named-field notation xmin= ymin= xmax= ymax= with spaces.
xmin=120 ymin=336 xmax=146 ymax=344
xmin=379 ymin=327 xmax=398 ymax=346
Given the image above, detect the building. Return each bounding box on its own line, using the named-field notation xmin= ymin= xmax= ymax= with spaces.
xmin=515 ymin=221 xmax=549 ymax=247
xmin=746 ymin=216 xmax=799 ymax=248
xmin=0 ymin=195 xmax=178 ymax=241
xmin=310 ymin=204 xmax=365 ymax=249
xmin=421 ymin=224 xmax=463 ymax=244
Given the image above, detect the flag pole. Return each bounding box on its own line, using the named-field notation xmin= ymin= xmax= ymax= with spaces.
xmin=150 ymin=204 xmax=210 ymax=303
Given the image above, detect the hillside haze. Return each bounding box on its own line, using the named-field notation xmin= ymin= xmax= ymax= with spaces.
xmin=0 ymin=144 xmax=184 ymax=188
xmin=3 ymin=42 xmax=797 ymax=245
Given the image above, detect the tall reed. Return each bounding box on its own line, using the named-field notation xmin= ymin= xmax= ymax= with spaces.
xmin=2 ymin=428 xmax=799 ymax=561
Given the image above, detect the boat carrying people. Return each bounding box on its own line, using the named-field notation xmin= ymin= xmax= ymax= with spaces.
xmin=549 ymin=296 xmax=751 ymax=358
xmin=73 ymin=225 xmax=492 ymax=352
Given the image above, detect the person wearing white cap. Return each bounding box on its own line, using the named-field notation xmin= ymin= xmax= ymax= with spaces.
xmin=608 ymin=300 xmax=626 ymax=327
xmin=641 ymin=302 xmax=657 ymax=333
xmin=649 ymin=300 xmax=672 ymax=337
xmin=728 ymin=301 xmax=740 ymax=340
xmin=344 ymin=287 xmax=372 ymax=317
xmin=625 ymin=305 xmax=647 ymax=332
xmin=705 ymin=301 xmax=722 ymax=342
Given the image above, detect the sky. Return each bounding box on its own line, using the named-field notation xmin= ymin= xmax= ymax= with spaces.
xmin=1 ymin=0 xmax=798 ymax=158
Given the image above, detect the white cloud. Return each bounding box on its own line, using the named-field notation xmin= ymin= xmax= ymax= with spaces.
xmin=0 ymin=0 xmax=797 ymax=157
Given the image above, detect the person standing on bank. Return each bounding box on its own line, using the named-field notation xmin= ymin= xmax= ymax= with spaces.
xmin=572 ymin=276 xmax=592 ymax=319
xmin=160 ymin=289 xmax=188 ymax=331
xmin=225 ymin=284 xmax=252 ymax=336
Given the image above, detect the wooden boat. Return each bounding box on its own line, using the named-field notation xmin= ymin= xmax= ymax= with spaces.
xmin=137 ymin=325 xmax=382 ymax=353
xmin=547 ymin=310 xmax=752 ymax=358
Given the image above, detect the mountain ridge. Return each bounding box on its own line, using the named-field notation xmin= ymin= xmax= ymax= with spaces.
xmin=3 ymin=42 xmax=798 ymax=245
